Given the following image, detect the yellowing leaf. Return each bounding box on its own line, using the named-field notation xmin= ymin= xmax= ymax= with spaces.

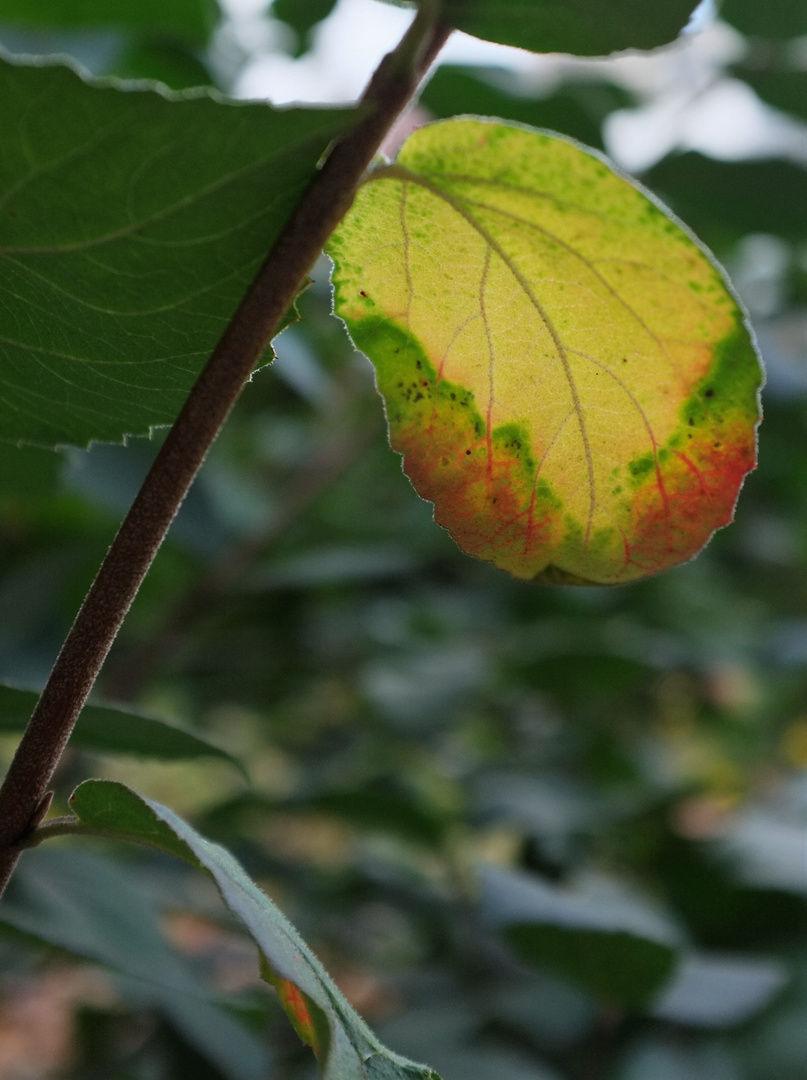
xmin=327 ymin=119 xmax=762 ymax=585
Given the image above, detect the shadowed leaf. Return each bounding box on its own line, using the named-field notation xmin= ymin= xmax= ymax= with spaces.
xmin=0 ymin=683 xmax=245 ymax=772
xmin=62 ymin=780 xmax=442 ymax=1080
xmin=0 ymin=0 xmax=219 ymax=43
xmin=377 ymin=0 xmax=696 ymax=56
xmin=0 ymin=56 xmax=351 ymax=447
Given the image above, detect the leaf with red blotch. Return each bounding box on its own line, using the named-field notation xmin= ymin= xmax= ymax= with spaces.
xmin=327 ymin=118 xmax=763 ymax=585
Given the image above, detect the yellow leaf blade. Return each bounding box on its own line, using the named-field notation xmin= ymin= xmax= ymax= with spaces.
xmin=328 ymin=119 xmax=762 ymax=585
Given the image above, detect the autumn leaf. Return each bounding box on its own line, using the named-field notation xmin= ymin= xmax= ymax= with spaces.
xmin=327 ymin=119 xmax=763 ymax=585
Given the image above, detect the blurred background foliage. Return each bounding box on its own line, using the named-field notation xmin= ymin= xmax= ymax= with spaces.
xmin=0 ymin=0 xmax=806 ymax=1078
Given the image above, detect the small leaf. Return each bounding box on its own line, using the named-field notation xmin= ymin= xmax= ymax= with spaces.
xmin=481 ymin=866 xmax=680 ymax=1009
xmin=0 ymin=683 xmax=245 ymax=773
xmin=65 ymin=779 xmax=442 ymax=1080
xmin=327 ymin=119 xmax=762 ymax=585
xmin=0 ymin=56 xmax=352 ymax=448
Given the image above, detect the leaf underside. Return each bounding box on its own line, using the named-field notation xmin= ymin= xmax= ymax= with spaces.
xmin=0 ymin=57 xmax=351 ymax=448
xmin=67 ymin=780 xmax=441 ymax=1080
xmin=327 ymin=119 xmax=762 ymax=586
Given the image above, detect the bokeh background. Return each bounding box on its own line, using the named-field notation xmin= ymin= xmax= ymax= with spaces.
xmin=1 ymin=1 xmax=807 ymax=1078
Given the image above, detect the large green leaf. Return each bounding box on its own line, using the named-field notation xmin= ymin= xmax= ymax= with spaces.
xmin=0 ymin=683 xmax=245 ymax=771
xmin=378 ymin=1 xmax=696 ymax=56
xmin=0 ymin=847 xmax=269 ymax=1080
xmin=0 ymin=0 xmax=219 ymax=43
xmin=58 ymin=779 xmax=441 ymax=1080
xmin=0 ymin=57 xmax=351 ymax=448
xmin=327 ymin=118 xmax=762 ymax=585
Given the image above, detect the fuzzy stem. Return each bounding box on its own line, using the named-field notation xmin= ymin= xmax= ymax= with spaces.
xmin=0 ymin=6 xmax=451 ymax=896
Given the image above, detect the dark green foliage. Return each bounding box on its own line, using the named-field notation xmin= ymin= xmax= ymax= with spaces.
xmin=0 ymin=1 xmax=806 ymax=1079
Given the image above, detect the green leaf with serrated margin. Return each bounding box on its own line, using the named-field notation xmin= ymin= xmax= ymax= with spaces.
xmin=0 ymin=56 xmax=351 ymax=447
xmin=64 ymin=779 xmax=442 ymax=1080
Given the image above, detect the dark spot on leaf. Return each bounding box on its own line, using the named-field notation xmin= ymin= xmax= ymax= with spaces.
xmin=359 ymin=290 xmax=367 ymax=297
xmin=704 ymin=388 xmax=715 ymax=398
xmin=465 ymin=449 xmax=471 ymax=455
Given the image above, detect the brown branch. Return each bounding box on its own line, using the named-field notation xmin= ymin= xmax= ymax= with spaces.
xmin=0 ymin=6 xmax=451 ymax=896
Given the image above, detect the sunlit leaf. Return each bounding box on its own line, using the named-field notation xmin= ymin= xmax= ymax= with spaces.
xmin=328 ymin=119 xmax=762 ymax=585
xmin=62 ymin=780 xmax=442 ymax=1080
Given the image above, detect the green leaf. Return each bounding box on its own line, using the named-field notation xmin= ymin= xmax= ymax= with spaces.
xmin=273 ymin=0 xmax=338 ymax=56
xmin=645 ymin=152 xmax=807 ymax=246
xmin=733 ymin=67 xmax=807 ymax=124
xmin=0 ymin=682 xmax=245 ymax=771
xmin=720 ymin=0 xmax=807 ymax=38
xmin=0 ymin=0 xmax=219 ymax=44
xmin=110 ymin=38 xmax=216 ymax=90
xmin=420 ymin=65 xmax=633 ymax=151
xmin=0 ymin=847 xmax=269 ymax=1080
xmin=327 ymin=118 xmax=762 ymax=585
xmin=482 ymin=866 xmax=680 ymax=1009
xmin=379 ymin=0 xmax=696 ymax=56
xmin=0 ymin=56 xmax=352 ymax=448
xmin=63 ymin=779 xmax=442 ymax=1080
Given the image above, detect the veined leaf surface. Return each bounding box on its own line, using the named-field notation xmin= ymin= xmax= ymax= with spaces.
xmin=327 ymin=119 xmax=762 ymax=585
xmin=0 ymin=57 xmax=351 ymax=448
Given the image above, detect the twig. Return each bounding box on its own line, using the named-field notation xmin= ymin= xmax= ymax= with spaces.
xmin=0 ymin=5 xmax=451 ymax=896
